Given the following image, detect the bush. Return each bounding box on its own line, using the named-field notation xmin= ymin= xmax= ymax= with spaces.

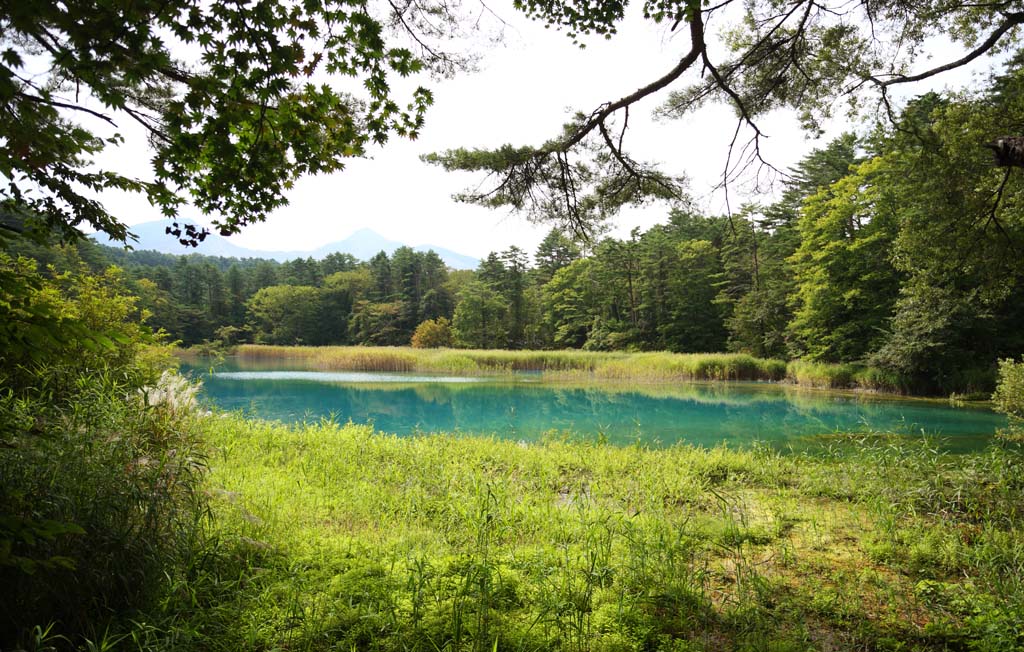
xmin=993 ymin=358 xmax=1024 ymax=442
xmin=411 ymin=317 xmax=454 ymax=348
xmin=0 ymin=254 xmax=207 ymax=647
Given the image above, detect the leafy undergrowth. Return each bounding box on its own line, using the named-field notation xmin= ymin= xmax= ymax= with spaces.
xmin=120 ymin=417 xmax=1023 ymax=652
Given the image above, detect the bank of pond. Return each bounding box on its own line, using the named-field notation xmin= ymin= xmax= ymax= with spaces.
xmin=221 ymin=345 xmax=910 ymax=389
xmin=208 ymin=345 xmax=994 ymax=397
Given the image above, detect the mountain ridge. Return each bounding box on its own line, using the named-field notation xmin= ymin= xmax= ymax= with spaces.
xmin=91 ymin=221 xmax=480 ymax=269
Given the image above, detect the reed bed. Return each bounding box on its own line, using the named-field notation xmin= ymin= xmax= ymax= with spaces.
xmin=222 ymin=345 xmax=982 ymax=396
xmin=231 ymin=345 xmax=790 ymax=382
xmin=786 ymin=359 xmax=908 ymax=393
xmin=591 ymin=351 xmax=787 ymax=382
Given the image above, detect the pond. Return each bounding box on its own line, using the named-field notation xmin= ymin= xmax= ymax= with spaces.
xmin=184 ymin=360 xmax=1005 ymax=450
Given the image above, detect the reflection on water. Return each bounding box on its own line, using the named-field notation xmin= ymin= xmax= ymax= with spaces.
xmin=185 ymin=363 xmax=1004 ymax=451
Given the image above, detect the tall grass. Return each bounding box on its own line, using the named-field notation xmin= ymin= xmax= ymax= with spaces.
xmin=229 ymin=345 xmax=789 ymax=382
xmin=110 ymin=415 xmax=1024 ymax=651
xmin=224 ymin=345 xmax=925 ymax=393
xmin=0 ymin=371 xmax=208 ymax=647
xmin=0 ymin=257 xmax=212 ymax=650
xmin=591 ymin=351 xmax=787 ymax=381
xmin=785 ymin=359 xmax=908 ymax=393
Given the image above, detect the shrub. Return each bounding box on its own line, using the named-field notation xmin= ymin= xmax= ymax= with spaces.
xmin=0 ymin=254 xmax=207 ymax=647
xmin=993 ymin=358 xmax=1024 ymax=442
xmin=411 ymin=317 xmax=454 ymax=348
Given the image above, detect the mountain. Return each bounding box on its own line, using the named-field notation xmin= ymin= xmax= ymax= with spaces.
xmin=311 ymin=228 xmax=480 ymax=270
xmin=91 ymin=221 xmax=480 ymax=269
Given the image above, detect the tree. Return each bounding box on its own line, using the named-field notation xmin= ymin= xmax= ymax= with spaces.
xmin=172 ymin=257 xmax=211 ymax=344
xmin=281 ymin=258 xmax=323 ymax=287
xmin=498 ymin=246 xmax=530 ymax=348
xmin=418 ymin=251 xmax=455 ymax=322
xmin=452 ymin=281 xmax=508 ymax=349
xmin=202 ymin=263 xmax=227 ymax=329
xmin=247 ymin=285 xmax=326 ymax=345
xmin=391 ymin=246 xmax=424 ymax=333
xmin=533 ymin=228 xmax=581 ymax=286
xmin=635 ymin=225 xmax=678 ymax=349
xmin=661 ymin=240 xmax=727 ymax=352
xmin=718 ymin=136 xmax=861 ymax=357
xmin=350 ymin=300 xmax=406 ymax=345
xmin=322 ymin=252 xmax=359 ymax=275
xmin=320 ymin=269 xmax=372 ymax=344
xmin=426 ymin=0 xmax=1024 ymax=237
xmin=866 ymin=68 xmax=1024 ymax=390
xmin=367 ymin=251 xmax=394 ymax=302
xmin=541 ymin=258 xmax=596 ymax=348
xmin=586 ymin=234 xmax=643 ymax=349
xmin=251 ymin=261 xmax=279 ymax=293
xmin=993 ymin=358 xmax=1024 ymax=441
xmin=787 ymin=158 xmax=902 ymax=362
xmin=1 ymin=0 xmax=469 ymax=244
xmin=225 ymin=264 xmax=248 ymax=327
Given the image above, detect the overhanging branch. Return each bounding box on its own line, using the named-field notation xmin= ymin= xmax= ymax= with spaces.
xmin=871 ymin=11 xmax=1024 ymax=88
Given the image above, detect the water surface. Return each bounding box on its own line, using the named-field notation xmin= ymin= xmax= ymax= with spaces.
xmin=185 ymin=361 xmax=1004 ymax=450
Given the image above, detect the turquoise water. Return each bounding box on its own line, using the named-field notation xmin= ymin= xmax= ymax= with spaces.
xmin=186 ymin=361 xmax=1005 ymax=450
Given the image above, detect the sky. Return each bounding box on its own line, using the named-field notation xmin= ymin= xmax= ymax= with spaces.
xmin=89 ymin=0 xmax=995 ymax=260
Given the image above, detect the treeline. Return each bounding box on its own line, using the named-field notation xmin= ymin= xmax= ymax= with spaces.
xmin=11 ymin=58 xmax=1024 ymax=394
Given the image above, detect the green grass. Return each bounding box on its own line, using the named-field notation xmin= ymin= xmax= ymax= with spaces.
xmin=121 ymin=416 xmax=1023 ymax=652
xmin=0 ymin=371 xmax=208 ymax=649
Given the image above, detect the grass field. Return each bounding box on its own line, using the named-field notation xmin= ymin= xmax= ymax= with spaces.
xmin=128 ymin=415 xmax=1023 ymax=652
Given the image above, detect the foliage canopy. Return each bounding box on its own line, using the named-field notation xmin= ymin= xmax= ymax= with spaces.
xmin=1 ymin=0 xmax=470 ymax=244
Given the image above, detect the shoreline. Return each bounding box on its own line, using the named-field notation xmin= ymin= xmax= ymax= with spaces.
xmin=176 ymin=344 xmax=994 ymax=402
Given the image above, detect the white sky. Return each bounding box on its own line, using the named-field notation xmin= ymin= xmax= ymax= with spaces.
xmin=90 ymin=0 xmax=995 ymax=260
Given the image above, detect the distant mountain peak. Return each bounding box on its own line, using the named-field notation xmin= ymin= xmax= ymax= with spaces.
xmin=91 ymin=220 xmax=480 ymax=269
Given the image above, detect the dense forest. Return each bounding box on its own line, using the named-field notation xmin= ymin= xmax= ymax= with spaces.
xmin=14 ymin=58 xmax=1024 ymax=395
